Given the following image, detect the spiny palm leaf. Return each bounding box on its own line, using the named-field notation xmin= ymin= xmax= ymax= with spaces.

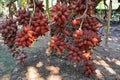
xmin=19 ymin=0 xmax=29 ymax=8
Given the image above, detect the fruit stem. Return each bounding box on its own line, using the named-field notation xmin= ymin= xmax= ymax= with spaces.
xmin=29 ymin=0 xmax=36 ymax=27
xmin=79 ymin=15 xmax=85 ymax=30
xmin=79 ymin=0 xmax=88 ymax=30
xmin=105 ymin=0 xmax=112 ymax=47
xmin=8 ymin=4 xmax=13 ymax=19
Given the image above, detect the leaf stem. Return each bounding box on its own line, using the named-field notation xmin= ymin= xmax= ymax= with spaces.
xmin=105 ymin=0 xmax=112 ymax=46
xmin=46 ymin=0 xmax=50 ymax=19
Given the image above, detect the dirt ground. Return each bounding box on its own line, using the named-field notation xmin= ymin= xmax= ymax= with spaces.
xmin=0 ymin=23 xmax=120 ymax=80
